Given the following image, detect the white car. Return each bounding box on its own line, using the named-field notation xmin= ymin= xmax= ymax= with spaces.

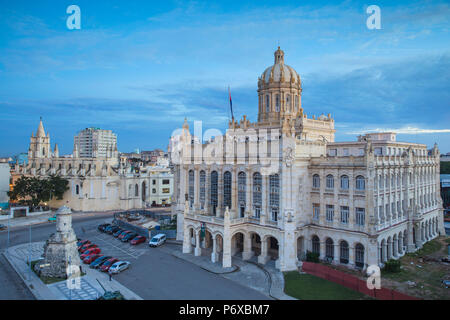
xmin=108 ymin=261 xmax=130 ymax=274
xmin=149 ymin=234 xmax=166 ymax=247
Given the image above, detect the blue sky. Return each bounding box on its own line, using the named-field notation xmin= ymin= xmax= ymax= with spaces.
xmin=0 ymin=0 xmax=449 ymax=156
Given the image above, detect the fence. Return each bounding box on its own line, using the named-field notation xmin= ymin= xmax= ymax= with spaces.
xmin=301 ymin=262 xmax=419 ymax=300
xmin=113 ymin=219 xmax=177 ymax=239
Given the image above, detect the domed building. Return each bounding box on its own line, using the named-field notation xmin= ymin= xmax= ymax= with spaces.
xmin=172 ymin=47 xmax=444 ymax=272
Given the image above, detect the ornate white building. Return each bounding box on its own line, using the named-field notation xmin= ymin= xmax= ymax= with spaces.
xmin=13 ymin=119 xmax=173 ymax=212
xmin=172 ymin=47 xmax=446 ymax=271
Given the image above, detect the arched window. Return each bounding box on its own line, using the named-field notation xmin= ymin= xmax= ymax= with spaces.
xmin=253 ymin=172 xmax=262 ymax=218
xmin=210 ymin=171 xmax=218 ymax=215
xmin=238 ymin=172 xmax=246 ymax=218
xmin=312 ymin=174 xmax=320 ymax=188
xmin=340 ymin=241 xmax=349 ymax=264
xmin=135 ymin=184 xmax=139 ymax=197
xmin=340 ymin=175 xmax=349 ymax=190
xmin=355 ymin=244 xmax=365 ymax=268
xmin=188 ymin=170 xmax=194 ymax=208
xmin=223 ymin=171 xmax=232 ymax=209
xmin=286 ymin=94 xmax=291 ymax=111
xmin=275 ymin=94 xmax=280 ymax=112
xmin=128 ymin=184 xmax=132 ymax=197
xmin=75 ymin=185 xmax=79 ymax=195
xmin=325 ymin=238 xmax=334 ymax=260
xmin=265 ymin=95 xmax=270 ymax=112
xmin=326 ymin=174 xmax=334 ymax=189
xmin=199 ymin=170 xmax=206 ymax=209
xmin=269 ymin=174 xmax=280 ymax=221
xmin=312 ymin=236 xmax=320 ymax=255
xmin=356 ymin=176 xmax=365 ymax=190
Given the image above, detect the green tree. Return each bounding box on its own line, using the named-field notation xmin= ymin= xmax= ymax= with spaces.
xmin=8 ymin=175 xmax=69 ymax=210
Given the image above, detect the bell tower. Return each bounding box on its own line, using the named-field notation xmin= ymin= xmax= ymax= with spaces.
xmin=28 ymin=117 xmax=51 ymax=159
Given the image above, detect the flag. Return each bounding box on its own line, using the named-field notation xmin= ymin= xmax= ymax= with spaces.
xmin=228 ymin=86 xmax=234 ymax=119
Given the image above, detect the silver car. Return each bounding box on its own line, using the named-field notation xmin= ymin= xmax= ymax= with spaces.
xmin=108 ymin=261 xmax=130 ymax=274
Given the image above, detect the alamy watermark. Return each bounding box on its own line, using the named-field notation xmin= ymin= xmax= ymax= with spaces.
xmin=66 ymin=5 xmax=81 ymax=30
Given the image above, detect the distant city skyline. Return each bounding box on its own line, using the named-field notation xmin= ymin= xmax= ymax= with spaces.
xmin=1 ymin=0 xmax=449 ymax=157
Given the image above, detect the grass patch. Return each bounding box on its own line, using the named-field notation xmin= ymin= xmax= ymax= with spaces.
xmin=29 ymin=260 xmax=85 ymax=285
xmin=407 ymin=240 xmax=442 ymax=257
xmin=284 ymin=271 xmax=371 ymax=300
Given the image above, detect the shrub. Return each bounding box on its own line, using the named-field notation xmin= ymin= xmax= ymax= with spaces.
xmin=383 ymin=259 xmax=401 ymax=273
xmin=306 ymin=251 xmax=320 ymax=263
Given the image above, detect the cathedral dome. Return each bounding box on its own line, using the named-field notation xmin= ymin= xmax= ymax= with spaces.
xmin=260 ymin=47 xmax=300 ymax=85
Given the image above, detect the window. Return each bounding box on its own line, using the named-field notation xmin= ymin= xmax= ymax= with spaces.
xmin=162 ymin=179 xmax=170 ymax=185
xmin=286 ymin=94 xmax=291 ymax=111
xmin=355 ymin=208 xmax=365 ymax=226
xmin=328 ymin=149 xmax=337 ymax=156
xmin=275 ymin=94 xmax=280 ymax=112
xmin=265 ymin=95 xmax=270 ymax=112
xmin=238 ymin=172 xmax=246 ymax=218
xmin=210 ymin=171 xmax=218 ymax=214
xmin=374 ymin=147 xmax=382 ymax=155
xmin=135 ymin=184 xmax=139 ymax=197
xmin=295 ymin=95 xmax=299 ymax=109
xmin=340 ymin=175 xmax=349 ymax=190
xmin=343 ymin=148 xmax=349 ymax=156
xmin=340 ymin=241 xmax=349 ymax=264
xmin=340 ymin=206 xmax=349 ymax=224
xmin=162 ymin=188 xmax=170 ymax=194
xmin=312 ymin=236 xmax=320 ymax=255
xmin=326 ymin=205 xmax=334 ymax=222
xmin=199 ymin=171 xmax=205 ymax=209
xmin=326 ymin=175 xmax=334 ymax=189
xmin=269 ymin=174 xmax=280 ymax=221
xmin=355 ymin=244 xmax=365 ymax=268
xmin=152 ymin=180 xmax=156 ymax=185
xmin=356 ymin=176 xmax=365 ymax=190
xmin=325 ymin=238 xmax=334 ymax=260
xmin=253 ymin=172 xmax=262 ymax=218
xmin=312 ymin=174 xmax=320 ymax=188
xmin=223 ymin=171 xmax=232 ymax=209
xmin=152 ymin=188 xmax=156 ymax=194
xmin=188 ymin=170 xmax=194 ymax=208
xmin=313 ymin=204 xmax=320 ymax=221
xmin=75 ymin=185 xmax=79 ymax=195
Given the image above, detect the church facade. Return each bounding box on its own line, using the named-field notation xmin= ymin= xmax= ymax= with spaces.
xmin=171 ymin=47 xmax=445 ymax=271
xmin=13 ymin=119 xmax=173 ymax=212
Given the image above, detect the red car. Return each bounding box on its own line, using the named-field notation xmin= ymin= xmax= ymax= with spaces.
xmin=80 ymin=247 xmax=101 ymax=260
xmin=118 ymin=231 xmax=132 ymax=240
xmin=130 ymin=236 xmax=146 ymax=245
xmin=79 ymin=243 xmax=98 ymax=253
xmin=100 ymin=258 xmax=119 ymax=272
xmin=83 ymin=254 xmax=102 ymax=264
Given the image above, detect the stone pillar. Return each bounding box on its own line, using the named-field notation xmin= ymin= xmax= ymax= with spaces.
xmin=398 ymin=236 xmax=403 ymax=255
xmin=222 ymin=208 xmax=232 ymax=268
xmin=217 ymin=171 xmax=223 ymax=217
xmin=367 ymin=238 xmax=378 ymax=267
xmin=211 ymin=236 xmax=218 ymax=263
xmin=258 ymin=237 xmax=270 ymax=265
xmin=382 ymin=242 xmax=387 ymax=262
xmin=245 ymin=170 xmax=252 ymax=217
xmin=261 ymin=175 xmax=268 ymax=225
xmin=194 ymin=168 xmax=200 ymax=210
xmin=242 ymin=233 xmax=253 ymax=260
xmin=183 ymin=228 xmax=192 ymax=254
xmin=393 ymin=238 xmax=398 ymax=257
xmin=231 ymin=169 xmax=237 ymax=218
xmin=194 ymin=230 xmax=201 ymax=256
xmin=407 ymin=223 xmax=415 ymax=252
xmin=205 ymin=168 xmax=210 ymax=214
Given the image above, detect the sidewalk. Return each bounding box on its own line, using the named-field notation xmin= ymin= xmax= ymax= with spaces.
xmin=161 ymin=242 xmax=296 ymax=300
xmin=3 ymin=242 xmax=142 ymax=300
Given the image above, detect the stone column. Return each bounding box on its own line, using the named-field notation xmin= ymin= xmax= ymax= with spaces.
xmin=393 ymin=238 xmax=398 ymax=257
xmin=407 ymin=222 xmax=415 ymax=252
xmin=261 ymin=175 xmax=268 ymax=224
xmin=217 ymin=171 xmax=223 ymax=217
xmin=211 ymin=236 xmax=218 ymax=263
xmin=231 ymin=168 xmax=237 ymax=218
xmin=382 ymin=242 xmax=387 ymax=262
xmin=245 ymin=170 xmax=252 ymax=217
xmin=258 ymin=237 xmax=270 ymax=264
xmin=349 ymin=244 xmax=355 ymax=266
xmin=222 ymin=208 xmax=232 ymax=268
xmin=398 ymin=236 xmax=403 ymax=255
xmin=242 ymin=233 xmax=253 ymax=260
xmin=205 ymin=168 xmax=210 ymax=214
xmin=194 ymin=168 xmax=200 ymax=210
xmin=194 ymin=230 xmax=201 ymax=256
xmin=183 ymin=227 xmax=192 ymax=254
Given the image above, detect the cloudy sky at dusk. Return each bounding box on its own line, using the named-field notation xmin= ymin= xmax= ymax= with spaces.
xmin=0 ymin=0 xmax=449 ymax=156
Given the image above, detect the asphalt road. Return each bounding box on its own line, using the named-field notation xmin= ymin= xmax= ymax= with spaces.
xmin=0 ymin=212 xmax=269 ymax=300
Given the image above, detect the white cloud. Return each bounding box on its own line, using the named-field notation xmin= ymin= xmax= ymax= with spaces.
xmin=347 ymin=126 xmax=450 ymax=135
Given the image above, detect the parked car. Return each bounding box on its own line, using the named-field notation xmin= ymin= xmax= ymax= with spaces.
xmin=149 ymin=234 xmax=166 ymax=247
xmin=113 ymin=229 xmax=124 ymax=237
xmin=108 ymin=261 xmax=130 ymax=274
xmin=77 ymin=239 xmax=90 ymax=247
xmin=121 ymin=232 xmax=138 ymax=242
xmin=98 ymin=224 xmax=110 ymax=232
xmin=106 ymin=226 xmax=121 ymax=234
xmin=130 ymin=236 xmax=146 ymax=245
xmin=118 ymin=231 xmax=132 ymax=240
xmin=48 ymin=214 xmax=57 ymax=222
xmin=79 ymin=243 xmax=98 ymax=253
xmin=90 ymin=256 xmax=112 ymax=269
xmin=83 ymin=254 xmax=102 ymax=264
xmin=100 ymin=258 xmax=120 ymax=272
xmin=80 ymin=247 xmax=101 ymax=260
xmin=0 ymin=224 xmax=7 ymax=230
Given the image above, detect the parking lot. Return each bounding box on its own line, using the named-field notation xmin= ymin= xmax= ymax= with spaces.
xmin=76 ymin=220 xmax=269 ymax=299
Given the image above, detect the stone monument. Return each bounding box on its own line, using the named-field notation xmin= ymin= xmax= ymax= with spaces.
xmin=37 ymin=205 xmax=81 ymax=279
